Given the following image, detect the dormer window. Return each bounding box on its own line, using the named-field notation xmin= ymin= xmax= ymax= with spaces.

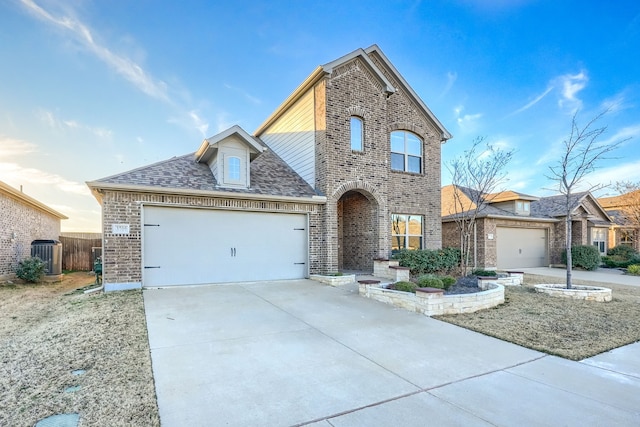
xmin=227 ymin=156 xmax=241 ymax=181
xmin=516 ymin=201 xmax=530 ymax=214
xmin=350 ymin=117 xmax=363 ymax=151
xmin=195 ymin=125 xmax=265 ymax=190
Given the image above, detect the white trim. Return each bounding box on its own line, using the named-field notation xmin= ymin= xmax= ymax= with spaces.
xmin=105 ymin=282 xmax=142 ymax=292
xmin=86 ymin=181 xmax=327 ymax=204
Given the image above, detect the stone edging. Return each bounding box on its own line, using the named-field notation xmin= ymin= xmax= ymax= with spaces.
xmin=359 ymin=281 xmax=504 ymax=316
xmin=533 ymin=284 xmax=612 ymax=302
xmin=309 ymin=274 xmax=356 ymax=286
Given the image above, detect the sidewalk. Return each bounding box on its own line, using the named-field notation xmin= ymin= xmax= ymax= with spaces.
xmin=520 ymin=266 xmax=639 ymax=287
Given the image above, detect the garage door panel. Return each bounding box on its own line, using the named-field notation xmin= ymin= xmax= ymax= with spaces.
xmin=143 ymin=206 xmax=308 ymax=286
xmin=496 ymin=227 xmax=548 ymax=269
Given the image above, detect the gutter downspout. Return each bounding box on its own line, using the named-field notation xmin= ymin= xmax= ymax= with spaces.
xmin=84 ymin=284 xmax=103 ymax=294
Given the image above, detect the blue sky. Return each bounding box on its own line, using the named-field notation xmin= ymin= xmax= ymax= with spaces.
xmin=1 ymin=0 xmax=639 ymax=231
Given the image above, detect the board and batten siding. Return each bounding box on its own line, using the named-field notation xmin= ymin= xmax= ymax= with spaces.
xmin=259 ymin=89 xmax=316 ymax=187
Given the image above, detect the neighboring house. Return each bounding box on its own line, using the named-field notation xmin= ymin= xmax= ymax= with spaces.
xmin=0 ymin=180 xmax=67 ymax=280
xmin=441 ymin=185 xmax=612 ymax=269
xmin=87 ymin=45 xmax=451 ymax=290
xmin=598 ymin=190 xmax=640 ymax=252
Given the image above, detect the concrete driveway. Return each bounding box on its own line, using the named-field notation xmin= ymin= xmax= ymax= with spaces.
xmin=144 ymin=280 xmax=640 ymax=426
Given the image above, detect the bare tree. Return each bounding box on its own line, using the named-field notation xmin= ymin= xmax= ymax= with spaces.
xmin=447 ymin=137 xmax=514 ymax=275
xmin=547 ymin=110 xmax=627 ymax=288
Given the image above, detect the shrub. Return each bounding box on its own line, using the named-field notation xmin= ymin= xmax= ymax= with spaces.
xmin=602 ymin=246 xmax=640 ymax=268
xmin=439 ymin=275 xmax=457 ymax=287
xmin=15 ymin=256 xmax=47 ymax=283
xmin=628 ymin=265 xmax=640 ymax=276
xmin=392 ymin=281 xmax=418 ymax=293
xmin=416 ymin=275 xmax=444 ymax=289
xmin=472 ymin=269 xmax=497 ymax=277
xmin=607 ymin=245 xmax=638 ymax=258
xmin=392 ymin=247 xmax=461 ymax=275
xmin=561 ymin=245 xmax=601 ymax=271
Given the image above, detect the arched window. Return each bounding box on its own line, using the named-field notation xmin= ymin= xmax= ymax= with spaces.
xmin=227 ymin=156 xmax=241 ymax=181
xmin=390 ymin=130 xmax=422 ymax=173
xmin=350 ymin=117 xmax=363 ymax=151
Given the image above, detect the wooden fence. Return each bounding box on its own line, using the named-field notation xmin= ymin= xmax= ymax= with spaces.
xmin=59 ymin=233 xmax=102 ymax=271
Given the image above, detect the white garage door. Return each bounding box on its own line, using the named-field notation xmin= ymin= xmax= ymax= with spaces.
xmin=496 ymin=227 xmax=548 ymax=269
xmin=142 ymin=206 xmax=308 ymax=287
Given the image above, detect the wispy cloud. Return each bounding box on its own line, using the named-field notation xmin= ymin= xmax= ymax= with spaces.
xmin=576 ymin=159 xmax=640 ymax=192
xmin=168 ymin=109 xmax=210 ymax=137
xmin=598 ymin=123 xmax=640 ymax=146
xmin=454 ymin=105 xmax=482 ymax=130
xmin=20 ymin=0 xmax=215 ymax=137
xmin=36 ymin=109 xmax=112 ymax=138
xmin=600 ymin=91 xmax=631 ymax=114
xmin=19 ymin=0 xmax=169 ymax=102
xmin=0 ymin=136 xmax=38 ymax=157
xmin=439 ymin=71 xmax=457 ymax=98
xmin=556 ymin=70 xmax=588 ymax=111
xmin=507 ymin=70 xmax=588 ymax=117
xmin=508 ymin=86 xmax=553 ymax=116
xmin=0 ymin=161 xmax=90 ymax=196
xmin=224 ymin=83 xmax=262 ymax=105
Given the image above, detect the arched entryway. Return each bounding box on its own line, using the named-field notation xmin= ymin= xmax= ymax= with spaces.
xmin=337 ymin=190 xmax=379 ymax=272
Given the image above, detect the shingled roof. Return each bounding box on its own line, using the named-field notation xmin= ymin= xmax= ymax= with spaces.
xmin=89 ymin=146 xmax=319 ymax=199
xmin=530 ymin=192 xmax=589 ymax=218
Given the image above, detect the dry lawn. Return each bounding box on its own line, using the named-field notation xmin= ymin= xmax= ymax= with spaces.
xmin=435 ymin=274 xmax=640 ymax=360
xmin=0 ymin=273 xmax=159 ymax=427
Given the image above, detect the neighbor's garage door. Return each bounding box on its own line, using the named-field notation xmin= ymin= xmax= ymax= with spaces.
xmin=496 ymin=227 xmax=548 ymax=269
xmin=142 ymin=206 xmax=308 ymax=287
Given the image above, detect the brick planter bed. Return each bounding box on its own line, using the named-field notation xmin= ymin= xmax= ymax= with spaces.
xmin=533 ymin=284 xmax=612 ymax=302
xmin=359 ymin=280 xmax=505 ymax=316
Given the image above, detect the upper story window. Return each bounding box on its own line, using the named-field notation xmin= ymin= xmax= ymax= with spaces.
xmin=516 ymin=201 xmax=530 ymax=214
xmin=350 ymin=117 xmax=363 ymax=151
xmin=227 ymin=156 xmax=241 ymax=181
xmin=390 ymin=130 xmax=422 ymax=173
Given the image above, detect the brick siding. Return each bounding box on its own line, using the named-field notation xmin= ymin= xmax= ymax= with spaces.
xmin=0 ymin=192 xmax=61 ymax=279
xmin=316 ymin=55 xmax=442 ymax=273
xmin=100 ymin=190 xmax=320 ymax=286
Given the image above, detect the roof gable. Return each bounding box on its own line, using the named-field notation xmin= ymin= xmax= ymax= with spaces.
xmin=255 ymin=45 xmax=452 ymax=141
xmin=195 ymin=125 xmax=265 ymax=164
xmin=0 ymin=180 xmax=67 ymax=220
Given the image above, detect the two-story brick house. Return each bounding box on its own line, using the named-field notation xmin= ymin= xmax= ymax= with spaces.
xmin=87 ymin=45 xmax=451 ymax=290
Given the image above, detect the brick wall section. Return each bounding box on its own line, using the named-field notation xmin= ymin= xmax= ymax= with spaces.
xmin=443 ymin=217 xmax=558 ymax=269
xmin=0 ymin=192 xmax=61 ymax=278
xmin=315 ymin=55 xmax=443 ymax=272
xmin=101 ymin=190 xmax=320 ymax=286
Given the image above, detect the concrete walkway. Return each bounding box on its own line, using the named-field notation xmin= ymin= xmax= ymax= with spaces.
xmin=520 ymin=266 xmax=640 ymax=287
xmin=144 ymin=280 xmax=640 ymax=426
